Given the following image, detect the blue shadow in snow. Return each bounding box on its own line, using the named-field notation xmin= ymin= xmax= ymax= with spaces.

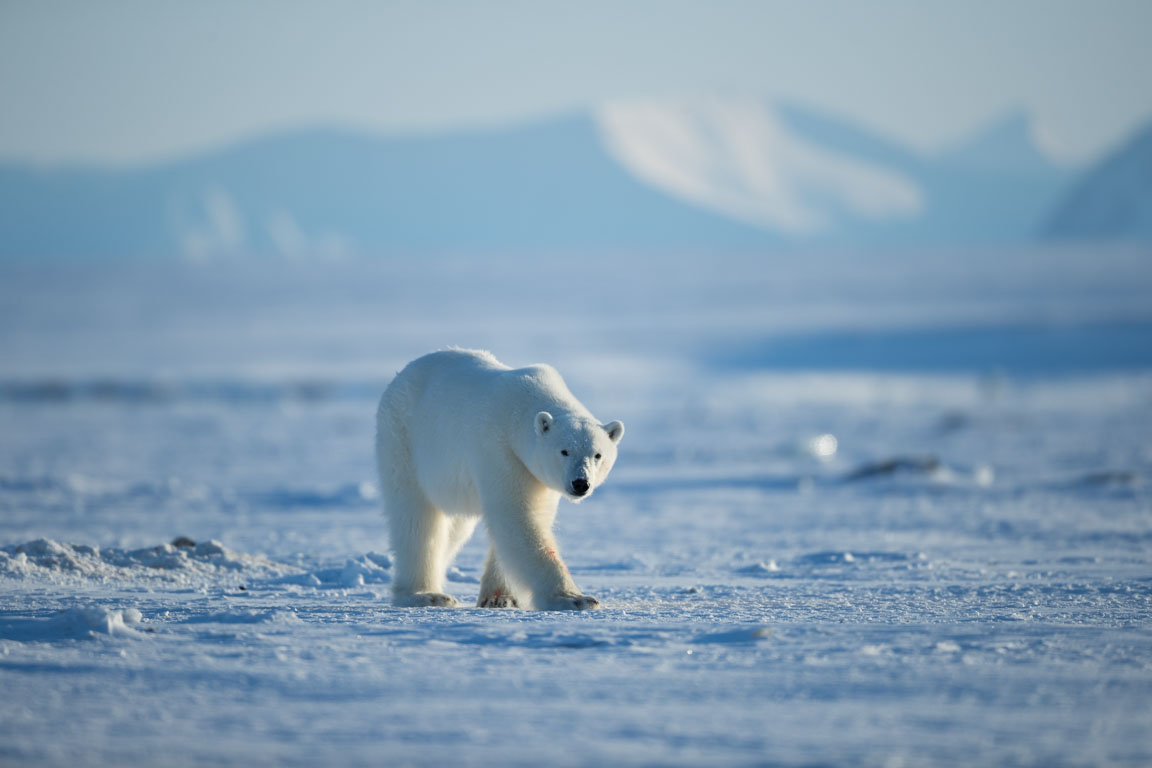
xmin=706 ymin=321 xmax=1152 ymax=374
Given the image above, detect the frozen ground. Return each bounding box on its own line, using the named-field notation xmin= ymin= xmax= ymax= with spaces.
xmin=1 ymin=251 xmax=1151 ymax=766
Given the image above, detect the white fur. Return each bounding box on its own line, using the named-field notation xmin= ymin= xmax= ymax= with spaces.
xmin=376 ymin=349 xmax=624 ymax=610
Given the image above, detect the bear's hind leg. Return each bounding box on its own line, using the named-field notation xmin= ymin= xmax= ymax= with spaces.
xmin=443 ymin=515 xmax=480 ymax=571
xmin=387 ymin=491 xmax=459 ymax=608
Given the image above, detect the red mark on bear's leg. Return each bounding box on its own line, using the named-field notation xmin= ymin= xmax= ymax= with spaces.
xmin=544 ymin=547 xmax=570 ymax=574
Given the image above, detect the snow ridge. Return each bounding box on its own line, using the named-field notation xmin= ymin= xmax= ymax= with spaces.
xmin=0 ymin=538 xmax=298 ymax=584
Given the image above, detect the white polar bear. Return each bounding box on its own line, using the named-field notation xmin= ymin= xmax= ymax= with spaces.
xmin=375 ymin=349 xmax=624 ymax=610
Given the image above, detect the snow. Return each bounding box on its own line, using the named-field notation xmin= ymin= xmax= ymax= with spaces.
xmin=0 ymin=606 xmax=146 ymax=642
xmin=596 ymin=99 xmax=923 ymax=233
xmin=2 ymin=251 xmax=1151 ymax=766
xmin=0 ymin=539 xmax=295 ymax=584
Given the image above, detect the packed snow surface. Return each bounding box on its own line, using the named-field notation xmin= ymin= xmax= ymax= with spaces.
xmin=2 ymin=253 xmax=1151 ymax=766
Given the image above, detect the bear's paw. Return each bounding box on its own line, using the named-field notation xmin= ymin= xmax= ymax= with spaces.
xmin=394 ymin=592 xmax=459 ymax=608
xmin=477 ymin=592 xmax=519 ymax=609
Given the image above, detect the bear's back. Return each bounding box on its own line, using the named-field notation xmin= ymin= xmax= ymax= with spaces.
xmin=405 ymin=348 xmax=506 ymax=382
xmin=398 ymin=349 xmax=533 ymax=436
xmin=385 ymin=348 xmax=588 ymax=438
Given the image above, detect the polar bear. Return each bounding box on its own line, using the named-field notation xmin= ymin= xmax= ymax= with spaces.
xmin=375 ymin=349 xmax=624 ymax=610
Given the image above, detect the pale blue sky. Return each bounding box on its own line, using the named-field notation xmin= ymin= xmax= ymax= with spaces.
xmin=1 ymin=1 xmax=1150 ymax=166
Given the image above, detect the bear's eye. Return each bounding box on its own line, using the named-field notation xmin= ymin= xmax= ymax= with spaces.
xmin=560 ymin=450 xmax=568 ymax=456
xmin=595 ymin=453 xmax=602 ymax=460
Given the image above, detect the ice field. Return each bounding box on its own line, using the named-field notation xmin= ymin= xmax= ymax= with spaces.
xmin=1 ymin=250 xmax=1151 ymax=766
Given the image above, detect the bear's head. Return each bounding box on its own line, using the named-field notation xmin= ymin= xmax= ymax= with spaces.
xmin=530 ymin=411 xmax=624 ymax=501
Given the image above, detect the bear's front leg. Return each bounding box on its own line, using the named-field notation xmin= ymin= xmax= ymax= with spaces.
xmin=484 ymin=499 xmax=599 ymax=611
xmin=534 ymin=543 xmax=600 ymax=610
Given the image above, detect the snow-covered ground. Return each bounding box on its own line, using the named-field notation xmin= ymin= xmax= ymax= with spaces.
xmin=2 ymin=250 xmax=1151 ymax=766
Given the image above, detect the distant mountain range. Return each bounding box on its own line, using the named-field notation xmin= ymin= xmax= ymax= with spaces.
xmin=0 ymin=99 xmax=1142 ymax=260
xmin=1042 ymin=119 xmax=1152 ymax=241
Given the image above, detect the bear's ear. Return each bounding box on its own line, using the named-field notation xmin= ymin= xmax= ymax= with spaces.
xmin=535 ymin=411 xmax=554 ymax=436
xmin=604 ymin=420 xmax=625 ymax=444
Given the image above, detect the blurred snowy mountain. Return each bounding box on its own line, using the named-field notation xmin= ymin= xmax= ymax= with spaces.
xmin=756 ymin=103 xmax=1075 ymax=245
xmin=1043 ymin=119 xmax=1152 ymax=241
xmin=0 ymin=100 xmax=1092 ymax=259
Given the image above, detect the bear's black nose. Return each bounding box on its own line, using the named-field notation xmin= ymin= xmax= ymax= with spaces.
xmin=571 ymin=478 xmax=590 ymax=496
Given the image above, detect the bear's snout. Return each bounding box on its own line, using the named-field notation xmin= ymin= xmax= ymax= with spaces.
xmin=570 ymin=478 xmax=590 ymax=497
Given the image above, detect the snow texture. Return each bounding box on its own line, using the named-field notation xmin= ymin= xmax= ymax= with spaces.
xmin=1 ymin=252 xmax=1151 ymax=766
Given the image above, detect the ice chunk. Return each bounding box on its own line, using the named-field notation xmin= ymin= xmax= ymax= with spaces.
xmin=736 ymin=561 xmax=780 ymax=576
xmin=693 ymin=627 xmax=773 ymax=644
xmin=49 ymin=607 xmax=144 ymax=639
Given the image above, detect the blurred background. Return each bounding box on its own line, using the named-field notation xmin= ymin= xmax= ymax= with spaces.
xmin=1 ymin=0 xmax=1151 ymax=546
xmin=1 ymin=0 xmax=1150 ymax=385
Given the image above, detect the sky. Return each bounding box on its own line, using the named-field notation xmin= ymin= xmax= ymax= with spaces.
xmin=1 ymin=1 xmax=1151 ymax=167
